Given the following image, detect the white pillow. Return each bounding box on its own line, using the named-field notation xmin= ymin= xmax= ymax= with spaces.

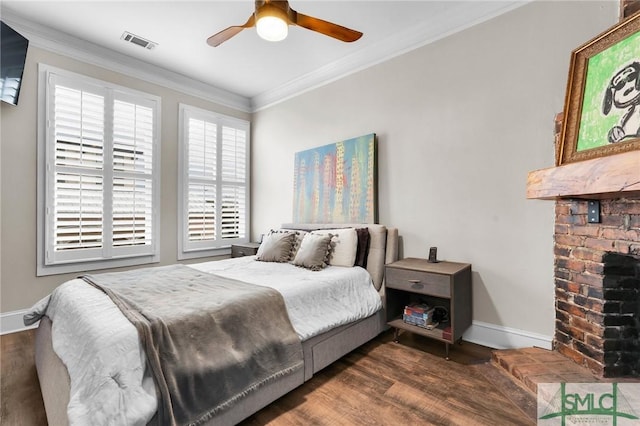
xmin=311 ymin=228 xmax=358 ymax=267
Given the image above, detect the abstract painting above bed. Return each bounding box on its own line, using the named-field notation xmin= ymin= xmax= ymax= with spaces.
xmin=293 ymin=133 xmax=377 ymax=223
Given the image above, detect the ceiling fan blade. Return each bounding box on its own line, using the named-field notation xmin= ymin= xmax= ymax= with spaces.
xmin=293 ymin=12 xmax=362 ymax=42
xmin=207 ymin=15 xmax=256 ymax=47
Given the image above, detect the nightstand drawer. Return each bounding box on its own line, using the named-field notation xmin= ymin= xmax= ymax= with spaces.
xmin=231 ymin=243 xmax=260 ymax=258
xmin=385 ymin=267 xmax=450 ymax=298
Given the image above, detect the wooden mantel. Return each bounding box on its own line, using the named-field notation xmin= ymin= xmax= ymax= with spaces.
xmin=527 ymin=150 xmax=640 ymax=200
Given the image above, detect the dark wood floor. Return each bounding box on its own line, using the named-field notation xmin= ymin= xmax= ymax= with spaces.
xmin=1 ymin=329 xmax=536 ymax=425
xmin=1 ymin=328 xmax=48 ymax=426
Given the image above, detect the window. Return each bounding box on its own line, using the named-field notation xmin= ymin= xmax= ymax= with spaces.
xmin=37 ymin=65 xmax=160 ymax=275
xmin=178 ymin=104 xmax=249 ymax=259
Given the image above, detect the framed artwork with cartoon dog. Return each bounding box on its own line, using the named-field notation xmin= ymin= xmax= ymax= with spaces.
xmin=558 ymin=13 xmax=640 ymax=165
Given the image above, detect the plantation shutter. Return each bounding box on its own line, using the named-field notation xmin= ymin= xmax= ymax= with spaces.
xmin=187 ymin=117 xmax=217 ymax=242
xmin=220 ymin=125 xmax=246 ymax=240
xmin=49 ymin=79 xmax=106 ymax=264
xmin=111 ymin=95 xmax=155 ymax=253
xmin=180 ymin=105 xmax=249 ymax=256
xmin=44 ymin=71 xmax=159 ymax=267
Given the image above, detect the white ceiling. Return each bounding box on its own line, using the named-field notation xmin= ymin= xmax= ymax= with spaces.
xmin=2 ymin=1 xmax=526 ymax=111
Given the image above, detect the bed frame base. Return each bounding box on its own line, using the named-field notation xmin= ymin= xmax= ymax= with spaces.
xmin=35 ymin=311 xmax=385 ymax=425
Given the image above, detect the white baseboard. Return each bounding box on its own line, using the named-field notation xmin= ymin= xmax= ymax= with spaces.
xmin=463 ymin=320 xmax=553 ymax=350
xmin=1 ymin=309 xmax=554 ymax=350
xmin=1 ymin=309 xmax=38 ymax=335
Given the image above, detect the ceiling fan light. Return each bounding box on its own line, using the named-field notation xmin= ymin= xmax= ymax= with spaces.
xmin=256 ymin=15 xmax=288 ymax=42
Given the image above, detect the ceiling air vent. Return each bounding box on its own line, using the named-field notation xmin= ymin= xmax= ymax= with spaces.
xmin=121 ymin=32 xmax=157 ymax=50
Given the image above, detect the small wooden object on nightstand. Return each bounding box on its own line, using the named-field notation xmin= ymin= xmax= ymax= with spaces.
xmin=231 ymin=242 xmax=261 ymax=258
xmin=385 ymin=258 xmax=472 ymax=360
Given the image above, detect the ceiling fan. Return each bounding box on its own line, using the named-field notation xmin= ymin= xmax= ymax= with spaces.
xmin=206 ymin=0 xmax=363 ymax=47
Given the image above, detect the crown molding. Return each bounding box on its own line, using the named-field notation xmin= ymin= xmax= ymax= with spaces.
xmin=250 ymin=0 xmax=529 ymax=111
xmin=1 ymin=10 xmax=252 ymax=113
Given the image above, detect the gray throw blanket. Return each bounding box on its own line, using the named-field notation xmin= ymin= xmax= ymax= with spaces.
xmin=82 ymin=265 xmax=303 ymax=426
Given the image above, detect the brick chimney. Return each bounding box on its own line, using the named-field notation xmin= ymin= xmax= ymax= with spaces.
xmin=554 ymin=198 xmax=640 ymax=377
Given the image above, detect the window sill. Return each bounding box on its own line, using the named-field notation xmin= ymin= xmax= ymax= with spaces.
xmin=177 ymin=247 xmax=232 ymax=261
xmin=37 ymin=254 xmax=160 ymax=277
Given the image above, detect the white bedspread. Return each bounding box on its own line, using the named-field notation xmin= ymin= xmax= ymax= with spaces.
xmin=31 ymin=278 xmax=157 ymax=426
xmin=190 ymin=256 xmax=382 ymax=340
xmin=26 ymin=257 xmax=382 ymax=425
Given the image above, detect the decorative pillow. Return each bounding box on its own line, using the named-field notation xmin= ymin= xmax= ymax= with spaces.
xmin=311 ymin=228 xmax=358 ymax=267
xmin=256 ymin=231 xmax=295 ymax=263
xmin=292 ymin=233 xmax=332 ymax=271
xmin=354 ymin=227 xmax=370 ymax=268
xmin=274 ymin=229 xmax=308 ymax=260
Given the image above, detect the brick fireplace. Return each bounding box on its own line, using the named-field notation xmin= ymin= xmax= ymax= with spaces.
xmin=525 ymin=0 xmax=640 ymax=381
xmin=554 ymin=198 xmax=640 ymax=377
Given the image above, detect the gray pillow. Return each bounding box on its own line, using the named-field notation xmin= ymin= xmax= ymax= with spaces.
xmin=272 ymin=229 xmax=308 ymax=260
xmin=292 ymin=233 xmax=332 ymax=271
xmin=256 ymin=232 xmax=295 ymax=262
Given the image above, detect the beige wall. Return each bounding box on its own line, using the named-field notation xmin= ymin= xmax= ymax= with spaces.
xmin=251 ymin=1 xmax=618 ymax=338
xmin=0 ymin=1 xmax=619 ymax=341
xmin=1 ymin=47 xmax=249 ymax=312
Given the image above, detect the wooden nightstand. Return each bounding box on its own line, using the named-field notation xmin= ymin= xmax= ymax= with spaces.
xmin=231 ymin=242 xmax=261 ymax=258
xmin=385 ymin=258 xmax=472 ymax=359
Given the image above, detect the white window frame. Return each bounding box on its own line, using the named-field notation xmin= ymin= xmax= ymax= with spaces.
xmin=178 ymin=104 xmax=250 ymax=259
xmin=37 ymin=64 xmax=161 ymax=276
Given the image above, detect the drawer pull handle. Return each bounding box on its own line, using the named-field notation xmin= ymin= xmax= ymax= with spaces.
xmin=408 ymin=280 xmax=423 ymax=289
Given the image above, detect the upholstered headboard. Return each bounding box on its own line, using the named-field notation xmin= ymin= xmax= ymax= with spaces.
xmin=280 ymin=223 xmax=398 ymax=291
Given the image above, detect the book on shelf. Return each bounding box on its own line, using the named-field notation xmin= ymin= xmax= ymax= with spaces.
xmin=402 ymin=303 xmax=437 ymax=329
xmin=442 ymin=326 xmax=452 ymax=340
xmin=404 ymin=304 xmax=433 ymax=319
xmin=404 ymin=303 xmax=431 ymax=315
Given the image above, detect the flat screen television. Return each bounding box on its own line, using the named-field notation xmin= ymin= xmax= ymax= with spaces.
xmin=1 ymin=21 xmax=29 ymax=106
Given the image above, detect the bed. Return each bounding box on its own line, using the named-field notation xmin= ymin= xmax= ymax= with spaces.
xmin=28 ymin=223 xmax=398 ymax=426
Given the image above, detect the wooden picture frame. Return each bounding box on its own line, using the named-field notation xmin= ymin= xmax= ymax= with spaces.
xmin=558 ymin=13 xmax=640 ymax=165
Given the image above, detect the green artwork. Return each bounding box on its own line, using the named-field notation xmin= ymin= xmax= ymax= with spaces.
xmin=576 ymin=31 xmax=640 ymax=151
